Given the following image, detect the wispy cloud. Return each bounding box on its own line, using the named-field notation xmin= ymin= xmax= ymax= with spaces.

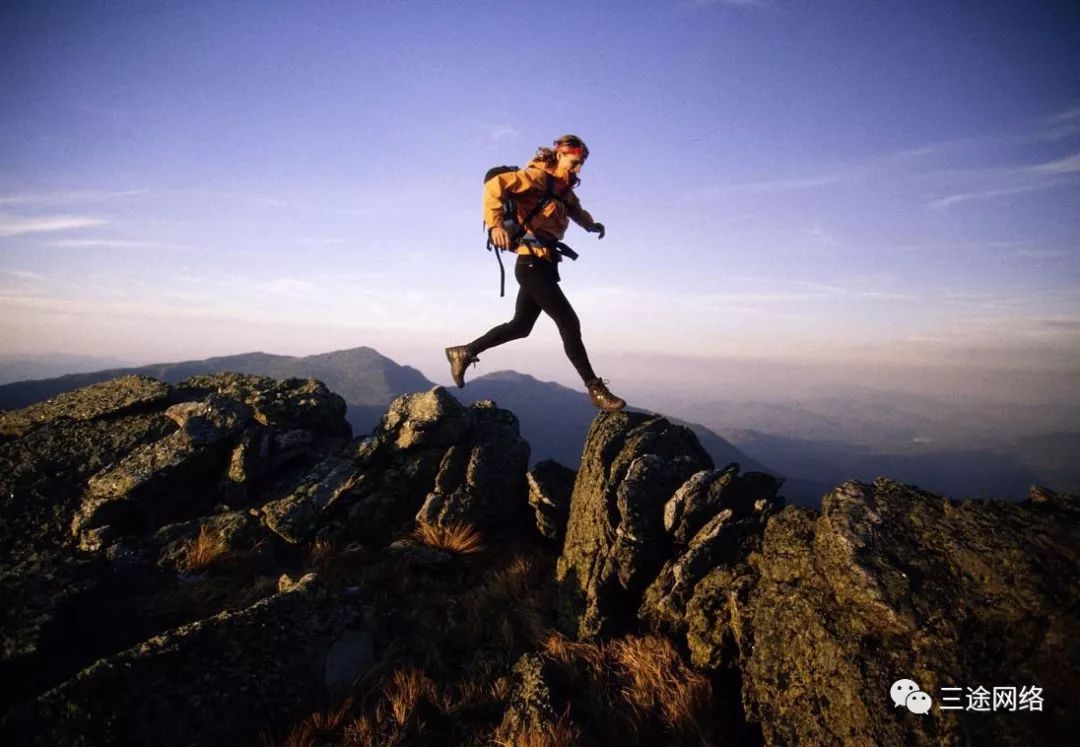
xmin=695 ymin=172 xmax=849 ymax=199
xmin=1038 ymin=105 xmax=1080 ymax=141
xmin=928 ymin=183 xmax=1057 ymax=211
xmin=1008 ymin=247 xmax=1071 ymax=260
xmin=0 ymin=215 xmax=107 ymax=237
xmin=259 ymin=278 xmax=318 ymax=296
xmin=1 ymin=269 xmax=43 ymax=281
xmin=489 ymin=125 xmax=520 ymax=143
xmin=927 ymin=151 xmax=1080 ymax=211
xmin=0 ymin=189 xmax=145 ymax=207
xmin=51 ymin=238 xmax=162 ymax=249
xmin=684 ymin=0 xmax=774 ymax=9
xmin=1034 ymin=151 xmax=1080 ymax=174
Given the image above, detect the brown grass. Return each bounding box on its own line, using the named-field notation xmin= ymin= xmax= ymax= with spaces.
xmin=494 ymin=712 xmax=583 ymax=747
xmin=463 ymin=555 xmax=552 ymax=650
xmin=179 ymin=525 xmax=230 ymax=572
xmin=282 ymin=697 xmax=355 ymax=747
xmin=385 ymin=667 xmax=437 ymax=726
xmin=612 ymin=635 xmax=712 ymax=741
xmin=412 ymin=521 xmax=485 ymax=554
xmin=305 ymin=538 xmax=368 ymax=584
xmin=537 ymin=633 xmax=714 ymax=745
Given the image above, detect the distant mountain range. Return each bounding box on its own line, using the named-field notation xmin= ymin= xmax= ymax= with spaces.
xmin=1 ymin=347 xmax=1075 ymax=505
xmin=0 ymin=354 xmax=130 ymax=386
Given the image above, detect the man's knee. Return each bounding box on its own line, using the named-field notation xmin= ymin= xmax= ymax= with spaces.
xmin=557 ymin=316 xmax=581 ymax=340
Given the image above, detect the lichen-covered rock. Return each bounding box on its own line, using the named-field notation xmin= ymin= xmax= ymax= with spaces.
xmin=689 ymin=480 xmax=1080 ymax=746
xmin=641 ymin=465 xmax=783 ymax=639
xmin=0 ymin=376 xmax=170 ymax=439
xmin=260 ymin=454 xmax=364 ymax=544
xmin=379 ymin=386 xmax=470 ymax=450
xmin=148 ymin=510 xmax=270 ymax=572
xmin=527 ymin=460 xmax=577 ymax=541
xmin=71 ymin=395 xmax=254 ymax=549
xmin=415 ymin=401 xmax=530 ymax=529
xmin=178 ymin=373 xmax=350 ymax=437
xmin=0 ymin=413 xmax=176 ymax=563
xmin=556 ymin=412 xmax=713 ymax=640
xmin=2 ymin=574 xmax=373 ymax=747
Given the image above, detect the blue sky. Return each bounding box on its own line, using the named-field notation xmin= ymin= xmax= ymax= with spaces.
xmin=1 ymin=0 xmax=1078 ymax=397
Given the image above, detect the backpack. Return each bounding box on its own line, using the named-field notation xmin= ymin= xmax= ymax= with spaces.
xmin=483 ymin=165 xmax=577 ymax=296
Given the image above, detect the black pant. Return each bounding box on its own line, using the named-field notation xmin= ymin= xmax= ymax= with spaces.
xmin=468 ymin=256 xmax=597 ymax=383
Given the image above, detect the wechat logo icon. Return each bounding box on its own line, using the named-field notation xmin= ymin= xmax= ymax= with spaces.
xmin=891 ymin=678 xmax=932 ymax=715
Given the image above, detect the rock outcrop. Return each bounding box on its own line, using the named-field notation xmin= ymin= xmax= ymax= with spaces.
xmin=527 ymin=459 xmax=577 ymax=541
xmin=556 ymin=412 xmax=1078 ymax=746
xmin=555 ymin=411 xmax=720 ymax=639
xmin=3 ymin=373 xmax=1077 ymax=746
xmin=4 ymin=573 xmax=372 ymax=747
xmin=1 ymin=375 xmax=537 ymax=745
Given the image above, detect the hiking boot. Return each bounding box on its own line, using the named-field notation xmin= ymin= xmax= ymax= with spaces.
xmin=445 ymin=345 xmax=479 ymax=388
xmin=586 ymin=378 xmax=626 ymax=412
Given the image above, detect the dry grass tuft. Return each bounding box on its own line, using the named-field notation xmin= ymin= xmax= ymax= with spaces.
xmin=536 ymin=633 xmax=714 ymax=744
xmin=494 ymin=710 xmax=583 ymax=747
xmin=282 ymin=697 xmax=355 ymax=747
xmin=612 ymin=635 xmax=712 ymax=741
xmin=459 ymin=554 xmax=553 ymax=650
xmin=179 ymin=525 xmax=230 ymax=572
xmin=386 ymin=667 xmax=437 ymax=726
xmin=412 ymin=521 xmax=485 ymax=554
xmin=542 ymin=633 xmax=608 ymax=682
xmin=305 ymin=538 xmax=368 ymax=584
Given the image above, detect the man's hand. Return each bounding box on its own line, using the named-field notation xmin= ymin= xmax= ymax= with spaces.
xmin=587 ymin=222 xmax=606 ymax=239
xmin=489 ymin=226 xmax=510 ymax=250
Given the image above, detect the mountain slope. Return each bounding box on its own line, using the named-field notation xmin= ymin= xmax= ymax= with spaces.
xmin=460 ymin=370 xmax=778 ymax=479
xmin=0 ymin=348 xmax=435 ymax=437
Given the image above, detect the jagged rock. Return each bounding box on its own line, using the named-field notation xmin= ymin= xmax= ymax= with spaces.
xmin=386 ymin=538 xmax=453 ymax=567
xmin=149 ymin=510 xmax=270 ymax=572
xmin=70 ymin=395 xmax=254 ymax=549
xmin=685 ymin=479 xmax=1080 ymax=746
xmin=2 ymin=574 xmax=373 ymax=747
xmin=0 ymin=412 xmax=176 ymax=562
xmin=415 ymin=401 xmax=530 ymax=529
xmin=527 ymin=460 xmax=576 ymax=541
xmin=0 ymin=375 xmax=170 ymax=439
xmin=556 ymin=412 xmax=713 ymax=640
xmin=641 ymin=466 xmax=783 ymax=638
xmin=260 ymin=454 xmax=363 ymax=544
xmin=225 ymin=427 xmax=315 ymax=485
xmin=379 ymin=386 xmax=470 ymax=449
xmin=178 ymin=373 xmax=351 ymax=437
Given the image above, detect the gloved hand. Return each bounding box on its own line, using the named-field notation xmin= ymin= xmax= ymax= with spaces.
xmin=587 ymin=222 xmax=606 ymax=239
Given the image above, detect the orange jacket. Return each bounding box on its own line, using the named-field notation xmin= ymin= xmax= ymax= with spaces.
xmin=483 ymin=159 xmax=597 ymax=262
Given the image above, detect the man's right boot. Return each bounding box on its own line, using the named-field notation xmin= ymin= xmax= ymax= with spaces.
xmin=586 ymin=378 xmax=626 ymax=412
xmin=445 ymin=345 xmax=479 ymax=389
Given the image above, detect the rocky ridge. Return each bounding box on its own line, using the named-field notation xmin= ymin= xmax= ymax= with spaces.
xmin=1 ymin=374 xmax=1076 ymax=745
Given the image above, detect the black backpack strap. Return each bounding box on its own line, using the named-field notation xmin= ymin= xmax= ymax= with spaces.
xmin=484 ymin=171 xmax=569 ymax=297
xmin=519 ymin=175 xmax=562 ymax=236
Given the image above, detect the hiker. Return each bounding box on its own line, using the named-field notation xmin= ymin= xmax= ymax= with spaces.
xmin=445 ymin=134 xmax=626 ymax=412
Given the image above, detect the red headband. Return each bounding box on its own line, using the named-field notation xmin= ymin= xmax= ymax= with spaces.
xmin=557 ymin=144 xmax=586 ymax=158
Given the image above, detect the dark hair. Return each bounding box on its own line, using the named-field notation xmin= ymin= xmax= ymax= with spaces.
xmin=534 ymin=135 xmax=590 ymax=185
